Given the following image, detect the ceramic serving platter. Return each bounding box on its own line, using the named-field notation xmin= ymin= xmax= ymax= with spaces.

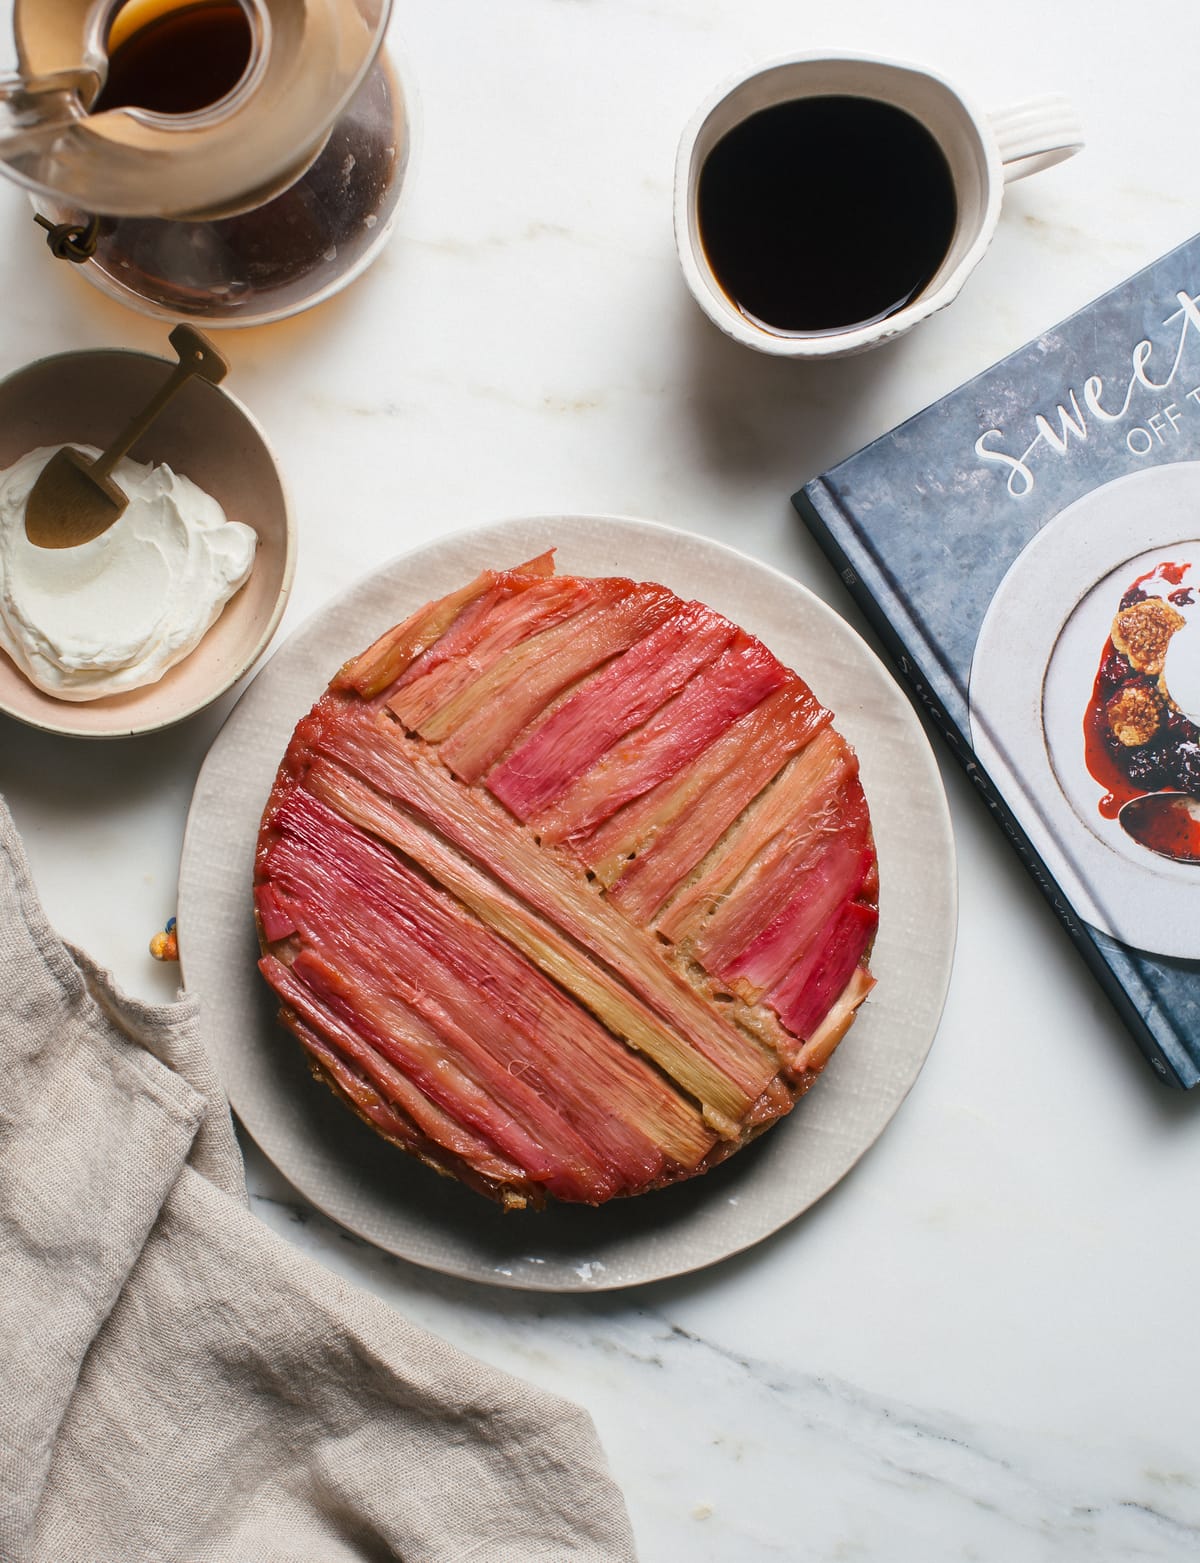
xmin=178 ymin=514 xmax=956 ymax=1291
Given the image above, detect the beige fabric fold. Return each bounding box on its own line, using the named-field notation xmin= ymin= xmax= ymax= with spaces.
xmin=0 ymin=797 xmax=637 ymax=1563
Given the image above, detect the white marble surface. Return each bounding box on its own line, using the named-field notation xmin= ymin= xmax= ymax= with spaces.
xmin=3 ymin=3 xmax=1200 ymax=1559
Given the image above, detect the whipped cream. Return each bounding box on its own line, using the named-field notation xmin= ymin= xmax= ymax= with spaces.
xmin=1163 ymin=621 xmax=1200 ymax=724
xmin=0 ymin=445 xmax=256 ymax=700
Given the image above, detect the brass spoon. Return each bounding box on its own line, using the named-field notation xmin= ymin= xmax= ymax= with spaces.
xmin=1117 ymin=791 xmax=1200 ymax=864
xmin=23 ymin=324 xmax=229 ymax=549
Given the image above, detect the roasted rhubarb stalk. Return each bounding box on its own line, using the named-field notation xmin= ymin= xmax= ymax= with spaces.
xmin=255 ymin=556 xmax=879 ymax=1209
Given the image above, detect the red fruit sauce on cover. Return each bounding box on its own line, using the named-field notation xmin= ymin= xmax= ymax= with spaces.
xmin=1082 ymin=561 xmax=1200 ymax=840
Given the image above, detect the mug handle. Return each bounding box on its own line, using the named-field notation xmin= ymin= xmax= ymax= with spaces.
xmin=988 ymin=94 xmax=1084 ymax=183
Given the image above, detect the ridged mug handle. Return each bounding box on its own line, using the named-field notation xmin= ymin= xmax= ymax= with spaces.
xmin=989 ymin=94 xmax=1084 ymax=183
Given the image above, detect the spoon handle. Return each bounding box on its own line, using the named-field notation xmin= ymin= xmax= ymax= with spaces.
xmin=91 ymin=326 xmax=229 ymax=482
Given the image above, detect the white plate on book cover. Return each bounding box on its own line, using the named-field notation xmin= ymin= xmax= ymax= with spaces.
xmin=178 ymin=516 xmax=956 ymax=1291
xmin=969 ymin=462 xmax=1200 ymax=959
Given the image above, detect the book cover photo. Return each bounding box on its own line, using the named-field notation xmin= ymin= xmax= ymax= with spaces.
xmin=795 ymin=234 xmax=1200 ymax=1088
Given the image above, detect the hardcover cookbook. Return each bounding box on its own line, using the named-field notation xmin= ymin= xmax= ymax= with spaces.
xmin=795 ymin=233 xmax=1200 ymax=1089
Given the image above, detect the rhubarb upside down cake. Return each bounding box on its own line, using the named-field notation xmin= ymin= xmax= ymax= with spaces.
xmin=254 ymin=554 xmax=879 ymax=1209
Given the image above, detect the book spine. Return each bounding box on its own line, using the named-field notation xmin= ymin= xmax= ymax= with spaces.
xmin=795 ymin=482 xmax=1191 ymax=1090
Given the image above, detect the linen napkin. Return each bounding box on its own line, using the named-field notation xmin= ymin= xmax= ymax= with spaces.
xmin=0 ymin=798 xmax=637 ymax=1563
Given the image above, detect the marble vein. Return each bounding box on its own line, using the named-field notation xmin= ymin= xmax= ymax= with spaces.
xmin=247 ymin=1178 xmax=1200 ymax=1561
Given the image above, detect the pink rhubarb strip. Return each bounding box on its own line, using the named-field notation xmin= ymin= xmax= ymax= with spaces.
xmin=695 ymin=771 xmax=872 ymax=977
xmin=335 ymin=553 xmax=555 ymax=700
xmin=591 ymin=682 xmax=831 ymax=912
xmin=533 ymin=630 xmax=791 ymax=846
xmin=436 ymin=583 xmax=677 ymax=778
xmin=387 ymin=575 xmax=601 ymax=733
xmin=767 ymin=900 xmax=879 ymax=1041
xmin=486 ymin=600 xmax=735 ymax=820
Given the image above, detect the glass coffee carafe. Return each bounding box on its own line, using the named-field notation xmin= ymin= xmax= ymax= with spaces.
xmin=0 ymin=0 xmax=408 ymax=325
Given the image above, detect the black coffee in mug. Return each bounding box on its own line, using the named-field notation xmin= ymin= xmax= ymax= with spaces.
xmin=696 ymin=95 xmax=958 ymax=337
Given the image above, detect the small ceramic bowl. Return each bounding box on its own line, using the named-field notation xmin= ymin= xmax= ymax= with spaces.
xmin=0 ymin=346 xmax=294 ymax=738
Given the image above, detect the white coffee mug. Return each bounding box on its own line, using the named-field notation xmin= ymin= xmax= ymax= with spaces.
xmin=673 ymin=53 xmax=1084 ymax=359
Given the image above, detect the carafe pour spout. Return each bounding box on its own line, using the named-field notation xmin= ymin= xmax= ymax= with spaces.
xmin=0 ymin=65 xmax=98 ymax=153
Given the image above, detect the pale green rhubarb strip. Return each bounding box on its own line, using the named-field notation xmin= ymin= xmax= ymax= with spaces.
xmin=594 ymin=683 xmax=831 ymax=917
xmin=486 ymin=600 xmax=735 ymax=821
xmin=716 ymin=777 xmax=874 ymax=997
xmin=717 ymin=841 xmax=873 ymax=1002
xmin=531 ymin=630 xmax=790 ymax=846
xmin=386 ymin=575 xmax=602 ymax=733
xmin=310 ymin=715 xmax=779 ymax=1127
xmin=787 ymin=966 xmax=876 ymax=1078
xmin=425 ymin=582 xmax=678 ymax=772
xmin=692 ymin=752 xmax=865 ymax=974
xmin=335 ymin=553 xmax=555 ymax=700
xmin=262 ymin=788 xmax=703 ymax=1192
xmin=655 ymin=727 xmax=854 ymax=947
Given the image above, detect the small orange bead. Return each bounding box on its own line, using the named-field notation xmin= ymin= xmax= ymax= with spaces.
xmin=150 ymin=925 xmax=180 ymax=962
